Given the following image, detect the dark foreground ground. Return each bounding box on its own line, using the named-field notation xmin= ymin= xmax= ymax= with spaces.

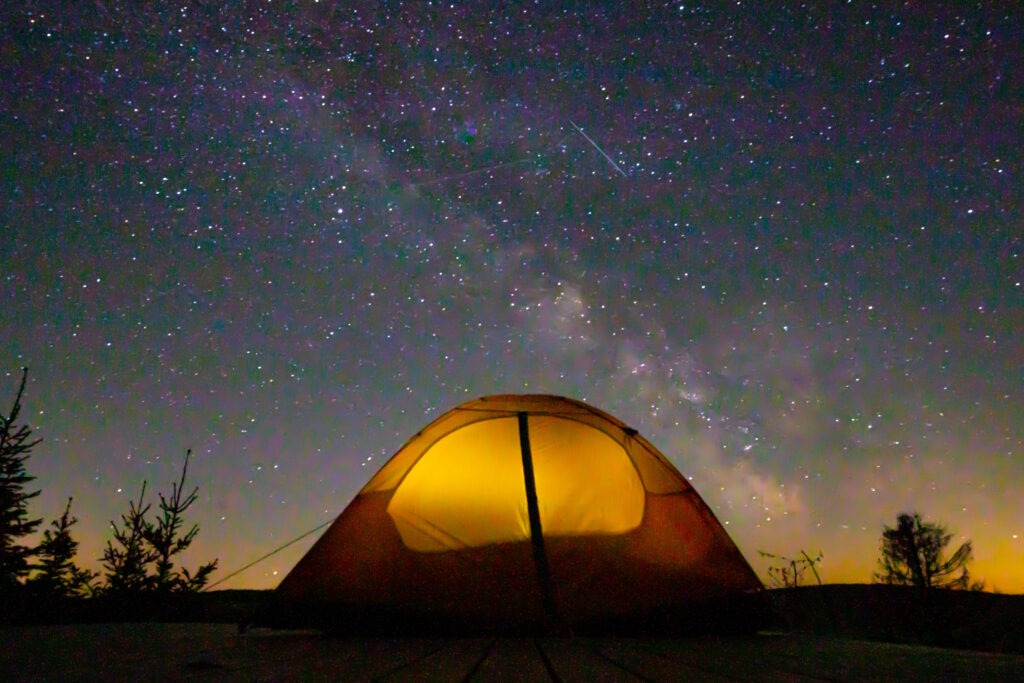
xmin=3 ymin=586 xmax=1022 ymax=680
xmin=3 ymin=622 xmax=1024 ymax=681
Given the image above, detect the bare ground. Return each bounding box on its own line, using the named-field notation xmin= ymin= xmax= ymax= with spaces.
xmin=3 ymin=623 xmax=1024 ymax=682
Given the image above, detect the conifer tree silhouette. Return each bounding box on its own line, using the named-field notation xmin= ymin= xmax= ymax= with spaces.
xmin=28 ymin=497 xmax=97 ymax=596
xmin=101 ymin=450 xmax=217 ymax=593
xmin=0 ymin=369 xmax=42 ymax=589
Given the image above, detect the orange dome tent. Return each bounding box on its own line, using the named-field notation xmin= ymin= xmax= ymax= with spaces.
xmin=270 ymin=395 xmax=764 ymax=633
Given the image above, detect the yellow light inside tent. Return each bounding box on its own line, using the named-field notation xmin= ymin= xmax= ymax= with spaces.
xmin=387 ymin=416 xmax=645 ymax=551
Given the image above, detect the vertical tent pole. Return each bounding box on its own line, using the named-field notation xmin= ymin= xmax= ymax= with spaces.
xmin=518 ymin=412 xmax=559 ymax=621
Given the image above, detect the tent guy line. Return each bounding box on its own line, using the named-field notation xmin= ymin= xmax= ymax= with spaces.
xmin=201 ymin=516 xmax=337 ymax=589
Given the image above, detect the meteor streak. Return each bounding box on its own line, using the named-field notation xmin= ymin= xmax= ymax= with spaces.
xmin=570 ymin=120 xmax=628 ymax=178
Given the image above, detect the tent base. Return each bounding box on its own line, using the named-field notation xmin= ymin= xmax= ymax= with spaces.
xmin=256 ymin=592 xmax=769 ymax=637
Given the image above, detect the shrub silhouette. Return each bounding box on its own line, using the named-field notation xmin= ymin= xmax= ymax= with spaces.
xmin=759 ymin=549 xmax=823 ymax=588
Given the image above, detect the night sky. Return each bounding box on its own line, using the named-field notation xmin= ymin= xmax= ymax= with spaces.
xmin=2 ymin=2 xmax=1022 ymax=593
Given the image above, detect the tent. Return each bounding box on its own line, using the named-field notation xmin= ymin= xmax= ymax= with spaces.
xmin=270 ymin=395 xmax=764 ymax=633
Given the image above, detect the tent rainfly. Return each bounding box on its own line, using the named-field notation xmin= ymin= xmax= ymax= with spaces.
xmin=269 ymin=395 xmax=765 ymax=633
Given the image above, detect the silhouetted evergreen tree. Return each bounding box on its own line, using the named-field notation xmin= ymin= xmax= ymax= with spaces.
xmin=143 ymin=450 xmax=218 ymax=592
xmin=101 ymin=481 xmax=157 ymax=593
xmin=28 ymin=497 xmax=97 ymax=596
xmin=874 ymin=512 xmax=982 ymax=590
xmin=0 ymin=369 xmax=42 ymax=589
xmin=100 ymin=451 xmax=217 ymax=593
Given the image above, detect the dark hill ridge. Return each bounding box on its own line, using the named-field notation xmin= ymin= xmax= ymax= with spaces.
xmin=768 ymin=584 xmax=1024 ymax=654
xmin=0 ymin=589 xmax=273 ymax=627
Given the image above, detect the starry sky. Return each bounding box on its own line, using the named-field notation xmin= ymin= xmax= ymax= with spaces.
xmin=2 ymin=2 xmax=1022 ymax=593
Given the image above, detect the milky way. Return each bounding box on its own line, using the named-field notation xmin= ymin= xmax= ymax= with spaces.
xmin=2 ymin=3 xmax=1022 ymax=591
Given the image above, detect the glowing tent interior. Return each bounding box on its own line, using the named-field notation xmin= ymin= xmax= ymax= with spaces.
xmin=268 ymin=395 xmax=765 ymax=633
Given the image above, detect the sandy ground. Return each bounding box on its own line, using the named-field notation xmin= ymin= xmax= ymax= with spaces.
xmin=3 ymin=623 xmax=1024 ymax=681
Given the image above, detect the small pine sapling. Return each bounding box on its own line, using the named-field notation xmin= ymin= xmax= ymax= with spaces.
xmin=28 ymin=497 xmax=97 ymax=596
